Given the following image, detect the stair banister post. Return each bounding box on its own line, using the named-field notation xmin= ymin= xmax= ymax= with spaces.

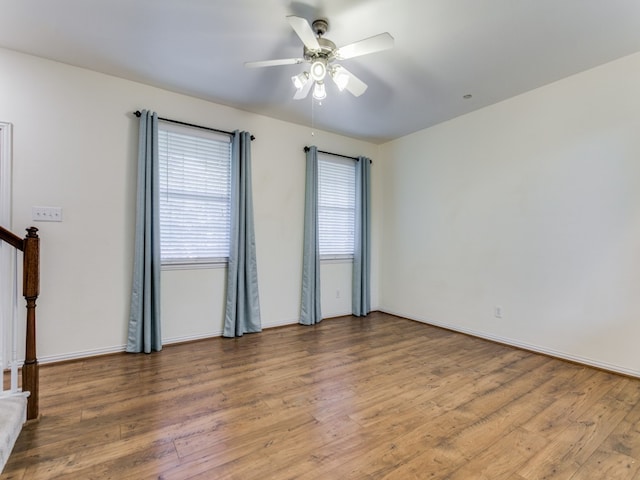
xmin=22 ymin=227 xmax=39 ymax=420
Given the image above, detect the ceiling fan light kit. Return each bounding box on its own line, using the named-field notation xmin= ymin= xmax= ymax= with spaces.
xmin=245 ymin=15 xmax=394 ymax=101
xmin=313 ymin=81 xmax=327 ymax=100
xmin=310 ymin=59 xmax=327 ymax=81
xmin=291 ymin=71 xmax=309 ymax=90
xmin=330 ymin=66 xmax=349 ymax=91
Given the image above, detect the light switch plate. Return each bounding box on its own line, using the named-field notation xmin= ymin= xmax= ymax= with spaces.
xmin=32 ymin=206 xmax=63 ymax=222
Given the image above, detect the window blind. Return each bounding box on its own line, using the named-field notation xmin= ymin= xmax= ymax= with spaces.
xmin=318 ymin=153 xmax=356 ymax=258
xmin=158 ymin=122 xmax=232 ymax=264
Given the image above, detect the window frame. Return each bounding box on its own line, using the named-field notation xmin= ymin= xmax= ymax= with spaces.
xmin=157 ymin=121 xmax=232 ymax=269
xmin=317 ymin=152 xmax=356 ymax=262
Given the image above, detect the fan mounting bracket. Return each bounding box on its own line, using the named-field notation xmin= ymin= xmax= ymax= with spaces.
xmin=312 ymin=19 xmax=329 ymax=37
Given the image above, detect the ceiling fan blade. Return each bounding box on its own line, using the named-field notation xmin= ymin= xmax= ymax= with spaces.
xmin=333 ymin=65 xmax=368 ymax=97
xmin=336 ymin=32 xmax=394 ymax=60
xmin=287 ymin=15 xmax=320 ymax=51
xmin=245 ymin=58 xmax=304 ymax=68
xmin=293 ymin=78 xmax=314 ymax=100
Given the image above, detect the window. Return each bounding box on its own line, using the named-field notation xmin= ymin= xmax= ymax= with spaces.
xmin=158 ymin=122 xmax=232 ymax=266
xmin=317 ymin=153 xmax=356 ymax=259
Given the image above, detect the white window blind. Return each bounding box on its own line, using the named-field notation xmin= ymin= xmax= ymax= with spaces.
xmin=318 ymin=153 xmax=356 ymax=259
xmin=158 ymin=122 xmax=232 ymax=265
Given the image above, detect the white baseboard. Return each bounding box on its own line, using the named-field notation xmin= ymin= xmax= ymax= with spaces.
xmin=322 ymin=310 xmax=353 ymax=319
xmin=39 ymin=345 xmax=127 ymax=364
xmin=42 ymin=311 xmax=635 ymax=378
xmin=262 ymin=317 xmax=300 ymax=329
xmin=36 ymin=320 xmax=301 ymax=364
xmin=380 ymin=308 xmax=640 ymax=378
xmin=163 ymin=331 xmax=222 ymax=345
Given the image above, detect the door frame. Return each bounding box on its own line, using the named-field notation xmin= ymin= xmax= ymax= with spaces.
xmin=0 ymin=121 xmax=13 ymax=370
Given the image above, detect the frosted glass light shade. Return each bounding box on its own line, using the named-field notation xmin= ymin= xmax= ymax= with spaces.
xmin=313 ymin=81 xmax=327 ymax=100
xmin=291 ymin=71 xmax=309 ymax=89
xmin=310 ymin=60 xmax=327 ymax=81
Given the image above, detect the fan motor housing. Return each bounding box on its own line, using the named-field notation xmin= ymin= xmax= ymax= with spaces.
xmin=304 ymin=37 xmax=336 ymax=61
xmin=302 ymin=18 xmax=335 ymax=61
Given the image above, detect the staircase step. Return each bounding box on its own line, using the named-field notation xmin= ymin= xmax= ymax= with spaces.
xmin=0 ymin=394 xmax=27 ymax=473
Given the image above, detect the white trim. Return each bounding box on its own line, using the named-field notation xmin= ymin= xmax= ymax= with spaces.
xmin=0 ymin=122 xmax=13 ymax=377
xmin=158 ymin=123 xmax=232 ymax=263
xmin=320 ymin=256 xmax=353 ymax=263
xmin=37 ymin=319 xmax=302 ymax=364
xmin=261 ymin=317 xmax=300 ymax=329
xmin=321 ymin=309 xmax=353 ymax=319
xmin=0 ymin=122 xmax=11 ymax=228
xmin=163 ymin=332 xmax=222 ymax=345
xmin=317 ymin=152 xmax=356 ymax=258
xmin=380 ymin=309 xmax=640 ymax=378
xmin=32 ymin=310 xmax=640 ymax=377
xmin=0 ymin=390 xmax=28 ymax=399
xmin=38 ymin=345 xmax=127 ymax=364
xmin=161 ymin=260 xmax=228 ymax=271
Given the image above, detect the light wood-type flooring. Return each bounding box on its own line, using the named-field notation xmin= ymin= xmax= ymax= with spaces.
xmin=3 ymin=312 xmax=640 ymax=479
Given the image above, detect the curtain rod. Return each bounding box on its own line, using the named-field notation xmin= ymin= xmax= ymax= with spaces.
xmin=304 ymin=146 xmax=372 ymax=163
xmin=134 ymin=111 xmax=255 ymax=141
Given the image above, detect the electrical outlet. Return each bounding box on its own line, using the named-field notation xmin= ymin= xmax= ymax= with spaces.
xmin=336 ymin=290 xmax=340 ymax=299
xmin=494 ymin=306 xmax=503 ymax=318
xmin=32 ymin=206 xmax=63 ymax=222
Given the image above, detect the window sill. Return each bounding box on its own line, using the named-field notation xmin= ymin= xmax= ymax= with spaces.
xmin=161 ymin=260 xmax=228 ymax=271
xmin=320 ymin=256 xmax=353 ymax=264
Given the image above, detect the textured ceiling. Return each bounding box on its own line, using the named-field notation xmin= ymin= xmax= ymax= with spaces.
xmin=1 ymin=0 xmax=640 ymax=143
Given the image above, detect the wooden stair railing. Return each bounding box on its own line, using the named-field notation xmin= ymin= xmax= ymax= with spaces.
xmin=0 ymin=225 xmax=39 ymax=420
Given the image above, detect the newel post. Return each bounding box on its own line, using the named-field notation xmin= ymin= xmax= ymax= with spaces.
xmin=22 ymin=226 xmax=39 ymax=420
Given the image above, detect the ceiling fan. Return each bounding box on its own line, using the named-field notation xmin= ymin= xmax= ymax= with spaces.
xmin=245 ymin=16 xmax=394 ymax=101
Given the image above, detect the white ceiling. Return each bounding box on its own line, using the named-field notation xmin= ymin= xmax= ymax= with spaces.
xmin=1 ymin=0 xmax=640 ymax=144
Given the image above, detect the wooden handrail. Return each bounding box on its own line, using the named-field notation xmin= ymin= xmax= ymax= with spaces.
xmin=0 ymin=225 xmax=24 ymax=251
xmin=0 ymin=225 xmax=39 ymax=420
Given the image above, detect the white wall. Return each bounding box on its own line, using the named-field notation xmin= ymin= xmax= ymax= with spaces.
xmin=8 ymin=42 xmax=638 ymax=375
xmin=380 ymin=52 xmax=640 ymax=375
xmin=0 ymin=47 xmax=379 ymax=362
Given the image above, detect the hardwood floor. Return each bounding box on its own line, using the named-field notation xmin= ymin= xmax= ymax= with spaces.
xmin=3 ymin=312 xmax=640 ymax=479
